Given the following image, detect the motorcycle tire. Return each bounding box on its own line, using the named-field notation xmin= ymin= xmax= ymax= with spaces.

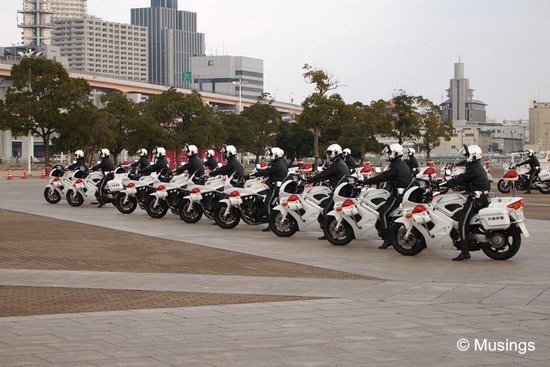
xmin=269 ymin=209 xmax=298 ymax=237
xmin=179 ymin=200 xmax=203 ymax=223
xmin=390 ymin=222 xmax=426 ymax=256
xmin=213 ymin=202 xmax=241 ymax=229
xmin=538 ymin=182 xmax=550 ymax=195
xmin=481 ymin=225 xmax=521 ymax=260
xmin=66 ymin=189 xmax=84 ymax=207
xmin=144 ymin=196 xmax=169 ymax=219
xmin=44 ymin=187 xmax=61 ymax=204
xmin=324 ymin=216 xmax=354 ymax=246
xmin=114 ymin=192 xmax=138 ymax=214
xmin=497 ymin=179 xmax=511 ymax=194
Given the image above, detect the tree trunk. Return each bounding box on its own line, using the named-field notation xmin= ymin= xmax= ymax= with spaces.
xmin=313 ymin=127 xmax=320 ymax=170
xmin=43 ymin=133 xmax=50 ymax=169
xmin=174 ymin=145 xmax=180 ymax=168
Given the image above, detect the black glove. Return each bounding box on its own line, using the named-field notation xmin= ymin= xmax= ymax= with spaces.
xmin=209 ymin=171 xmax=215 ymax=177
xmin=244 ymin=174 xmax=250 ymax=180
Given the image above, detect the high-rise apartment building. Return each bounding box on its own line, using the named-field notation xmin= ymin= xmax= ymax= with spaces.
xmin=440 ymin=62 xmax=487 ymax=124
xmin=19 ymin=0 xmax=55 ymax=45
xmin=52 ymin=16 xmax=148 ymax=81
xmin=191 ymin=56 xmax=264 ymax=100
xmin=18 ymin=0 xmax=88 ymax=46
xmin=131 ymin=0 xmax=205 ymax=88
xmin=49 ymin=0 xmax=87 ymax=20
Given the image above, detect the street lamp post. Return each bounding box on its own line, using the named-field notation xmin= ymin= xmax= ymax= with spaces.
xmin=232 ymin=79 xmax=248 ymax=113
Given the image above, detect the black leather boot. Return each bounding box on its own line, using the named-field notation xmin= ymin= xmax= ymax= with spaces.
xmin=378 ymin=229 xmax=392 ymax=249
xmin=452 ymin=240 xmax=470 ymax=261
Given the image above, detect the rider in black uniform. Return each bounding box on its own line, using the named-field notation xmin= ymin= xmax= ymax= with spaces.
xmin=362 ymin=144 xmax=412 ymax=249
xmin=343 ymin=148 xmax=357 ymax=171
xmin=441 ymin=144 xmax=490 ymax=261
xmin=250 ymin=147 xmax=289 ymax=232
xmin=131 ymin=148 xmax=150 ymax=171
xmin=141 ymin=147 xmax=170 ymax=180
xmin=307 ymin=144 xmax=350 ymax=240
xmin=91 ymin=148 xmax=115 ymax=208
xmin=405 ymin=148 xmax=419 ymax=176
xmin=517 ymin=149 xmax=540 ymax=194
xmin=175 ymin=144 xmax=205 ymax=183
xmin=67 ymin=149 xmax=88 ymax=174
xmin=204 ymin=149 xmax=219 ymax=171
xmin=209 ymin=145 xmax=244 ymax=184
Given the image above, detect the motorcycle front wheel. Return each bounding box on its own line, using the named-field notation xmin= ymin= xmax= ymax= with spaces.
xmin=44 ymin=187 xmax=61 ymax=204
xmin=269 ymin=210 xmax=298 ymax=237
xmin=144 ymin=196 xmax=169 ymax=219
xmin=481 ymin=225 xmax=521 ymax=260
xmin=179 ymin=200 xmax=203 ymax=223
xmin=213 ymin=202 xmax=241 ymax=229
xmin=324 ymin=217 xmax=354 ymax=246
xmin=114 ymin=192 xmax=137 ymax=214
xmin=497 ymin=179 xmax=511 ymax=194
xmin=66 ymin=189 xmax=84 ymax=207
xmin=391 ymin=223 xmax=426 ymax=256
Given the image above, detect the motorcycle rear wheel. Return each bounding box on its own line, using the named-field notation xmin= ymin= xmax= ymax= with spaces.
xmin=324 ymin=217 xmax=354 ymax=246
xmin=213 ymin=202 xmax=241 ymax=229
xmin=481 ymin=226 xmax=521 ymax=260
xmin=144 ymin=196 xmax=169 ymax=219
xmin=269 ymin=210 xmax=298 ymax=237
xmin=391 ymin=223 xmax=426 ymax=256
xmin=44 ymin=187 xmax=61 ymax=204
xmin=114 ymin=192 xmax=137 ymax=214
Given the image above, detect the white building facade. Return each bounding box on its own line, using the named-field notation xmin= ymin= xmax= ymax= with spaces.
xmin=52 ymin=16 xmax=148 ymax=82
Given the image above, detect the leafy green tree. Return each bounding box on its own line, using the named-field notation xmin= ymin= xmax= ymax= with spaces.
xmin=219 ymin=112 xmax=252 ymax=152
xmin=145 ymin=89 xmax=217 ymax=164
xmin=241 ymin=100 xmax=281 ymax=161
xmin=299 ymin=64 xmax=344 ymax=168
xmin=412 ymin=99 xmax=453 ymax=159
xmin=100 ymin=92 xmax=146 ymax=164
xmin=1 ymin=56 xmax=91 ymax=167
xmin=388 ymin=92 xmax=423 ymax=145
xmin=53 ymin=105 xmax=115 ymax=164
xmin=276 ymin=121 xmax=313 ymax=160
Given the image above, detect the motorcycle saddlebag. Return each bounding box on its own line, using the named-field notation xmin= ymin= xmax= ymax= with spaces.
xmin=476 ymin=207 xmax=510 ymax=230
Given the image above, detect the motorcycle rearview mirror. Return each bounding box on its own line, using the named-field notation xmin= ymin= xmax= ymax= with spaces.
xmin=256 ymin=163 xmax=262 ymax=170
xmin=96 ymin=161 xmax=101 ymax=165
xmin=316 ymin=166 xmax=323 ymax=173
xmin=218 ymin=163 xmax=223 ymax=168
xmin=374 ymin=167 xmax=382 ymax=173
xmin=72 ymin=160 xmax=77 ymax=164
xmin=276 ymin=181 xmax=282 ymax=187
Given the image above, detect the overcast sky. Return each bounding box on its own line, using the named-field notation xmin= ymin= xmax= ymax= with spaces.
xmin=1 ymin=0 xmax=549 ymax=121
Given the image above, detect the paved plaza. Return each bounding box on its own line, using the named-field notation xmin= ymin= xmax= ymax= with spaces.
xmin=0 ymin=179 xmax=549 ymax=366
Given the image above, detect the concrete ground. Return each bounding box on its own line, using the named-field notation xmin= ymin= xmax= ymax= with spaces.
xmin=0 ymin=179 xmax=549 ymax=366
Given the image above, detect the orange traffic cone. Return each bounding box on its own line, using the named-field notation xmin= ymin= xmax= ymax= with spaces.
xmin=41 ymin=169 xmax=46 ymax=179
xmin=6 ymin=169 xmax=13 ymax=180
xmin=21 ymin=169 xmax=28 ymax=179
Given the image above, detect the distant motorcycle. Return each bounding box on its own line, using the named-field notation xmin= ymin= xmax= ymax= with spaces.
xmin=43 ymin=165 xmax=86 ymax=204
xmin=497 ymin=165 xmax=550 ymax=194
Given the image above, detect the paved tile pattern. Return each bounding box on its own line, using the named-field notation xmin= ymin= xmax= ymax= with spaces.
xmin=0 ymin=285 xmax=320 ymax=317
xmin=0 ymin=180 xmax=549 ymax=366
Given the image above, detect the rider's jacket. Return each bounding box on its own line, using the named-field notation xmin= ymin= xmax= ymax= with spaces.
xmin=91 ymin=157 xmax=115 ymax=173
xmin=175 ymin=155 xmax=205 ymax=178
xmin=254 ymin=157 xmax=289 ymax=187
xmin=363 ymin=157 xmax=412 ymax=195
xmin=307 ymin=156 xmax=349 ymax=187
xmin=446 ymin=159 xmax=490 ymax=194
xmin=67 ymin=157 xmax=88 ymax=172
xmin=210 ymin=155 xmax=244 ymax=180
xmin=141 ymin=157 xmax=169 ymax=176
xmin=131 ymin=156 xmax=150 ymax=170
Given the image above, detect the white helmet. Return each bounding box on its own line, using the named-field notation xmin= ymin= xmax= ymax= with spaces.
xmin=75 ymin=150 xmax=84 ymax=159
xmin=266 ymin=147 xmax=284 ymax=160
xmin=99 ymin=148 xmax=110 ymax=158
xmin=382 ymin=143 xmax=404 ymax=161
xmin=526 ymin=149 xmax=535 ymax=157
xmin=154 ymin=147 xmax=166 ymax=158
xmin=325 ymin=144 xmax=343 ymax=162
xmin=407 ymin=148 xmax=415 ymax=156
xmin=459 ymin=144 xmax=482 ymax=163
xmin=221 ymin=145 xmax=237 ymax=158
xmin=186 ymin=144 xmax=198 ymax=156
xmin=206 ymin=149 xmax=215 ymax=158
xmin=136 ymin=148 xmax=147 ymax=157
xmin=343 ymin=148 xmax=351 ymax=157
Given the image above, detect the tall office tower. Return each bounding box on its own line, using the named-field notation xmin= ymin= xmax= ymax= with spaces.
xmin=529 ymin=102 xmax=550 ymax=150
xmin=49 ymin=0 xmax=87 ymax=20
xmin=440 ymin=62 xmax=487 ymax=124
xmin=19 ymin=0 xmax=55 ymax=45
xmin=131 ymin=0 xmax=205 ymax=88
xmin=52 ymin=16 xmax=148 ymax=81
